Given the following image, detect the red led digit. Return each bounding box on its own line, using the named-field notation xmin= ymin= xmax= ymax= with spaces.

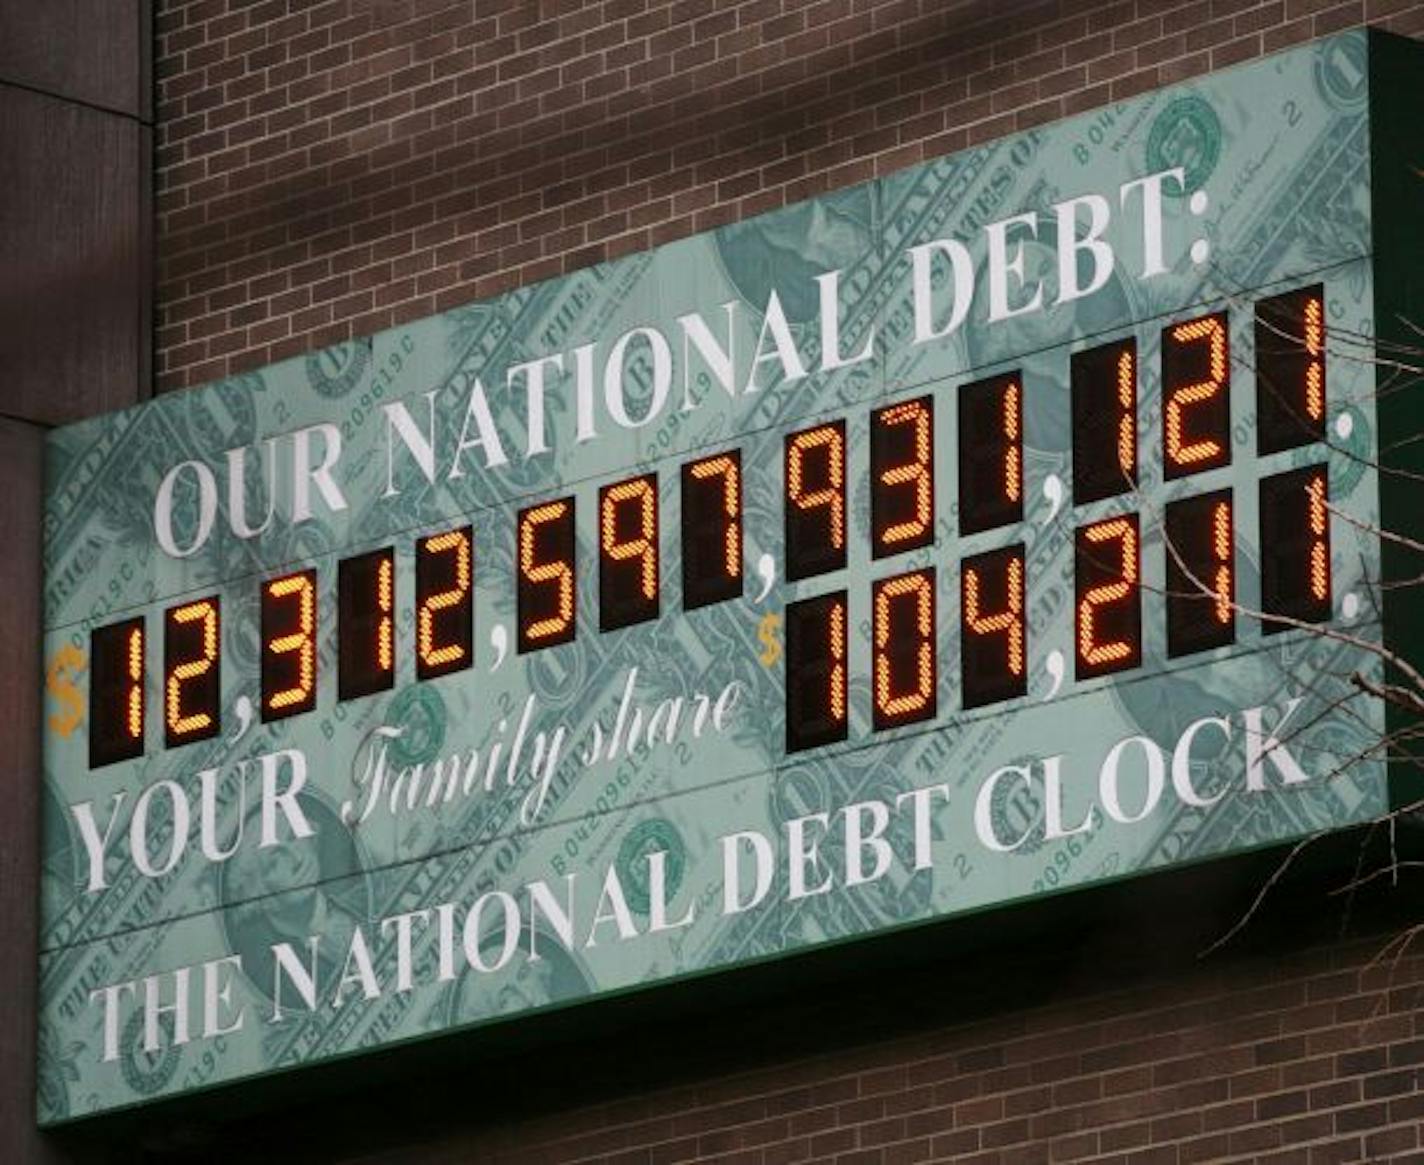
xmin=90 ymin=617 xmax=145 ymax=768
xmin=1165 ymin=490 xmax=1235 ymax=658
xmin=165 ymin=597 xmax=220 ymax=746
xmin=961 ymin=545 xmax=1027 ymax=709
xmin=1162 ymin=312 xmax=1231 ymax=479
xmin=1071 ymin=338 xmax=1137 ymax=504
xmin=416 ymin=527 xmax=473 ymax=678
xmin=872 ymin=568 xmax=937 ymax=730
xmin=338 ymin=548 xmax=395 ymax=700
xmin=959 ymin=373 xmax=1023 ymax=534
xmin=785 ymin=421 xmax=846 ymax=580
xmin=518 ymin=499 xmax=576 ymax=652
xmin=785 ymin=591 xmax=848 ymax=752
xmin=1260 ymin=465 xmax=1331 ymax=631
xmin=681 ymin=452 xmax=742 ymax=610
xmin=600 ymin=474 xmax=659 ymax=631
xmin=1256 ymin=284 xmax=1327 ymax=454
xmin=261 ymin=570 xmax=317 ymax=721
xmin=1074 ymin=515 xmax=1141 ymax=679
xmin=871 ymin=396 xmax=934 ymax=556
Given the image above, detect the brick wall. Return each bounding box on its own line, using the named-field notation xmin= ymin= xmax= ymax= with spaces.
xmin=434 ymin=937 xmax=1424 ymax=1165
xmin=154 ymin=0 xmax=1424 ymax=394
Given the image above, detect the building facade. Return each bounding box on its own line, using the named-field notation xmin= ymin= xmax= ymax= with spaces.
xmin=6 ymin=1 xmax=1424 ymax=1161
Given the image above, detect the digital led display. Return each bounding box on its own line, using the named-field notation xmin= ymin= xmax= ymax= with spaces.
xmin=163 ymin=597 xmax=220 ymax=747
xmin=42 ymin=30 xmax=1412 ymax=1122
xmin=961 ymin=545 xmax=1027 ymax=709
xmin=1260 ymin=464 xmax=1332 ymax=631
xmin=518 ymin=500 xmax=576 ymax=652
xmin=1256 ymin=284 xmax=1327 ymax=454
xmin=89 ymin=617 xmax=144 ymax=769
xmin=785 ymin=421 xmax=846 ymax=580
xmin=785 ymin=590 xmax=848 ymax=753
xmin=1162 ymin=311 xmax=1231 ymax=479
xmin=958 ymin=372 xmax=1022 ymax=535
xmin=1075 ymin=514 xmax=1141 ymax=679
xmin=870 ymin=396 xmax=934 ymax=557
xmin=1165 ymin=490 xmax=1235 ymax=658
xmin=681 ymin=452 xmax=742 ymax=610
xmin=599 ymin=474 xmax=659 ymax=631
xmin=416 ymin=527 xmax=473 ymax=679
xmin=872 ymin=568 xmax=936 ymax=730
xmin=338 ymin=548 xmax=395 ymax=700
xmin=1071 ymin=338 xmax=1137 ymax=504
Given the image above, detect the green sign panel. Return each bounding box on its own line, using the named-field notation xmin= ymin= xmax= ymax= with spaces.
xmin=38 ymin=29 xmax=1421 ymax=1122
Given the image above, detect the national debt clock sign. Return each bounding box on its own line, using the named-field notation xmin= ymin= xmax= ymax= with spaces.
xmin=38 ymin=29 xmax=1424 ymax=1122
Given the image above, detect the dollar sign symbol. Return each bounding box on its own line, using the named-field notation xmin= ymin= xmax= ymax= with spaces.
xmin=757 ymin=612 xmax=782 ymax=668
xmin=46 ymin=643 xmax=86 ymax=738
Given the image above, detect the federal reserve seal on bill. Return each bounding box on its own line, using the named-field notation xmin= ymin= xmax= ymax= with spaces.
xmin=1146 ymin=96 xmax=1222 ymax=197
xmin=616 ymin=818 xmax=687 ymax=916
xmin=305 ymin=339 xmax=371 ymax=399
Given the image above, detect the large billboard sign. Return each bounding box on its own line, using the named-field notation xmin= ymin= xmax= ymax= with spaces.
xmin=38 ymin=30 xmax=1423 ymax=1122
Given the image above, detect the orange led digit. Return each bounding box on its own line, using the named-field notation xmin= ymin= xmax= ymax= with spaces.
xmin=785 ymin=591 xmax=848 ymax=752
xmin=961 ymin=545 xmax=1027 ymax=708
xmin=261 ymin=570 xmax=317 ymax=720
xmin=959 ymin=372 xmax=1024 ymax=534
xmin=599 ymin=474 xmax=659 ymax=630
xmin=416 ymin=527 xmax=474 ymax=679
xmin=1162 ymin=312 xmax=1231 ymax=479
xmin=164 ymin=597 xmax=220 ymax=746
xmin=518 ymin=499 xmax=576 ymax=652
xmin=1074 ymin=515 xmax=1141 ymax=679
xmin=872 ymin=569 xmax=937 ymax=730
xmin=338 ymin=548 xmax=395 ymax=699
xmin=1165 ymin=490 xmax=1235 ymax=658
xmin=682 ymin=452 xmax=742 ymax=610
xmin=785 ymin=420 xmax=846 ymax=580
xmin=1071 ymin=338 xmax=1137 ymax=504
xmin=1256 ymin=285 xmax=1327 ymax=454
xmin=90 ymin=617 xmax=145 ymax=768
xmin=871 ymin=396 xmax=934 ymax=556
xmin=1260 ymin=465 xmax=1331 ymax=630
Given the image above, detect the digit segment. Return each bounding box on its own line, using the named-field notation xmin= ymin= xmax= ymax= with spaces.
xmin=518 ymin=500 xmax=576 ymax=652
xmin=1165 ymin=490 xmax=1235 ymax=658
xmin=785 ymin=421 xmax=847 ymax=580
xmin=1075 ymin=515 xmax=1141 ymax=679
xmin=1071 ymin=338 xmax=1137 ymax=504
xmin=600 ymin=474 xmax=659 ymax=631
xmin=785 ymin=591 xmax=848 ymax=753
xmin=1256 ymin=284 xmax=1327 ymax=454
xmin=872 ymin=568 xmax=937 ymax=730
xmin=961 ymin=545 xmax=1027 ymax=709
xmin=681 ymin=452 xmax=742 ymax=610
xmin=164 ymin=598 xmax=220 ymax=747
xmin=959 ymin=372 xmax=1023 ymax=535
xmin=261 ymin=570 xmax=317 ymax=721
xmin=871 ymin=396 xmax=934 ymax=556
xmin=90 ymin=617 xmax=145 ymax=768
xmin=417 ymin=527 xmax=474 ymax=679
xmin=338 ymin=548 xmax=396 ymax=700
xmin=1260 ymin=465 xmax=1331 ymax=631
xmin=1162 ymin=312 xmax=1231 ymax=479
